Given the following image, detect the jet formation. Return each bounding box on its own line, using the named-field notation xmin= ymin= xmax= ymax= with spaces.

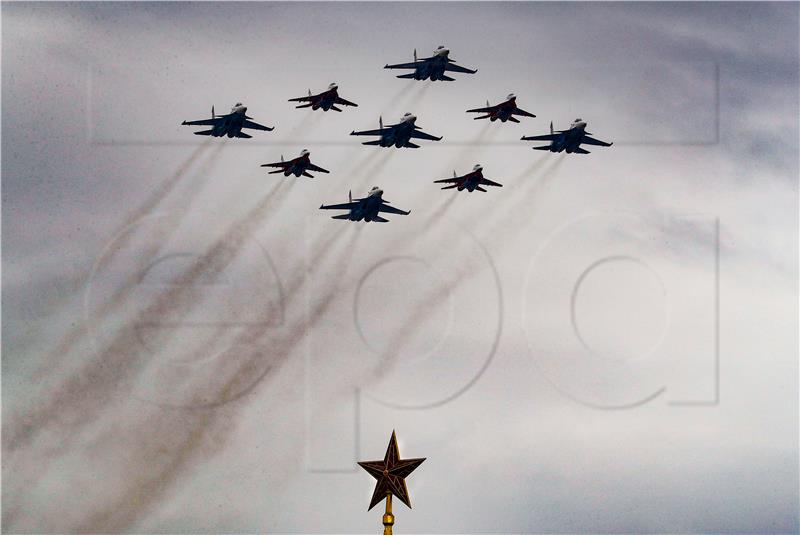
xmin=179 ymin=45 xmax=614 ymax=222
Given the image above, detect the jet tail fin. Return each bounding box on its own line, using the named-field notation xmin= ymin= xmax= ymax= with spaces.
xmin=550 ymin=121 xmax=554 ymax=135
xmin=397 ymin=73 xmax=417 ymax=79
xmin=372 ymin=215 xmax=389 ymax=223
xmin=349 ymin=190 xmax=352 ymax=203
xmin=212 ymin=105 xmax=215 ymax=119
xmin=414 ymin=48 xmax=417 ymax=62
xmin=331 ymin=214 xmax=351 ymax=220
xmin=193 ymin=129 xmax=214 ymax=136
xmin=532 ymin=145 xmax=552 ymax=151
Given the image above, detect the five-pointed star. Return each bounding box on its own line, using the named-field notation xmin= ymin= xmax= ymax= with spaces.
xmin=358 ymin=430 xmax=426 ymax=511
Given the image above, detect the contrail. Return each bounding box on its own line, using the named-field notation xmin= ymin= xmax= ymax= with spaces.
xmin=279 ymin=111 xmax=318 ymax=143
xmin=6 ymin=181 xmax=291 ymax=451
xmin=27 ymin=141 xmax=223 ymax=382
xmin=353 ymin=149 xmax=396 ymax=191
xmin=56 ymin=229 xmax=364 ymax=533
xmin=60 ymin=228 xmax=364 ymax=531
xmin=423 ymin=192 xmax=459 ymax=227
xmin=379 ymin=81 xmax=418 ymax=116
xmin=3 ymin=180 xmax=301 ymax=532
xmin=510 ymin=153 xmax=550 ymax=182
xmin=442 ymin=121 xmax=493 ymax=175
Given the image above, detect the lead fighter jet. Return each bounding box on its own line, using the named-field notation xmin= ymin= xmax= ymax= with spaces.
xmin=350 ymin=113 xmax=442 ymax=148
xmin=260 ymin=149 xmax=330 ymax=178
xmin=288 ymin=83 xmax=358 ymax=112
xmin=384 ymin=45 xmax=477 ymax=81
xmin=181 ymin=103 xmax=274 ymax=138
xmin=521 ymin=118 xmax=613 ymax=154
xmin=466 ymin=94 xmax=536 ymax=123
xmin=434 ymin=164 xmax=503 ymax=192
xmin=319 ymin=187 xmax=410 ymax=222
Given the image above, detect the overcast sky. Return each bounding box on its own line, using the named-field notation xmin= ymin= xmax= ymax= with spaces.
xmin=2 ymin=2 xmax=798 ymax=534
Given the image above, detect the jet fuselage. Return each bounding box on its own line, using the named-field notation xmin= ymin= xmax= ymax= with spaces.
xmin=456 ymin=170 xmax=485 ymax=191
xmin=311 ymin=88 xmax=340 ymax=111
xmin=549 ymin=121 xmax=589 ymax=153
xmin=379 ymin=117 xmax=418 ymax=147
xmin=412 ymin=51 xmax=451 ymax=81
xmin=348 ymin=189 xmax=385 ymax=221
xmin=210 ymin=106 xmax=248 ymax=137
xmin=283 ymin=153 xmax=312 ymax=176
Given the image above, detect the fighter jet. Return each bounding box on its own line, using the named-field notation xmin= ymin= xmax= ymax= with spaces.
xmin=319 ymin=187 xmax=410 ymax=222
xmin=181 ymin=103 xmax=274 ymax=138
xmin=466 ymin=94 xmax=536 ymax=123
xmin=260 ymin=149 xmax=330 ymax=178
xmin=434 ymin=164 xmax=503 ymax=192
xmin=288 ymin=83 xmax=358 ymax=112
xmin=521 ymin=118 xmax=613 ymax=154
xmin=384 ymin=45 xmax=477 ymax=81
xmin=350 ymin=113 xmax=442 ymax=148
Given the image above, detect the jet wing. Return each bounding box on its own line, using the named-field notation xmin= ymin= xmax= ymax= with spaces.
xmin=335 ymin=96 xmax=358 ymax=107
xmin=320 ymin=201 xmax=360 ymax=211
xmin=443 ymin=62 xmax=477 ymax=74
xmin=466 ymin=105 xmax=497 ymax=113
xmin=521 ymin=133 xmax=558 ymax=141
xmin=582 ymin=135 xmax=613 ymax=147
xmin=378 ymin=202 xmax=410 ymax=215
xmin=306 ymin=162 xmax=330 ymax=173
xmin=384 ymin=61 xmax=423 ymax=70
xmin=260 ymin=161 xmax=288 ymax=168
xmin=409 ymin=129 xmax=442 ymax=141
xmin=350 ymin=128 xmax=386 ymax=137
xmin=480 ymin=177 xmax=503 ymax=187
xmin=182 ymin=117 xmax=222 ymax=126
xmin=242 ymin=119 xmax=274 ymax=131
xmin=512 ymin=107 xmax=537 ymax=118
